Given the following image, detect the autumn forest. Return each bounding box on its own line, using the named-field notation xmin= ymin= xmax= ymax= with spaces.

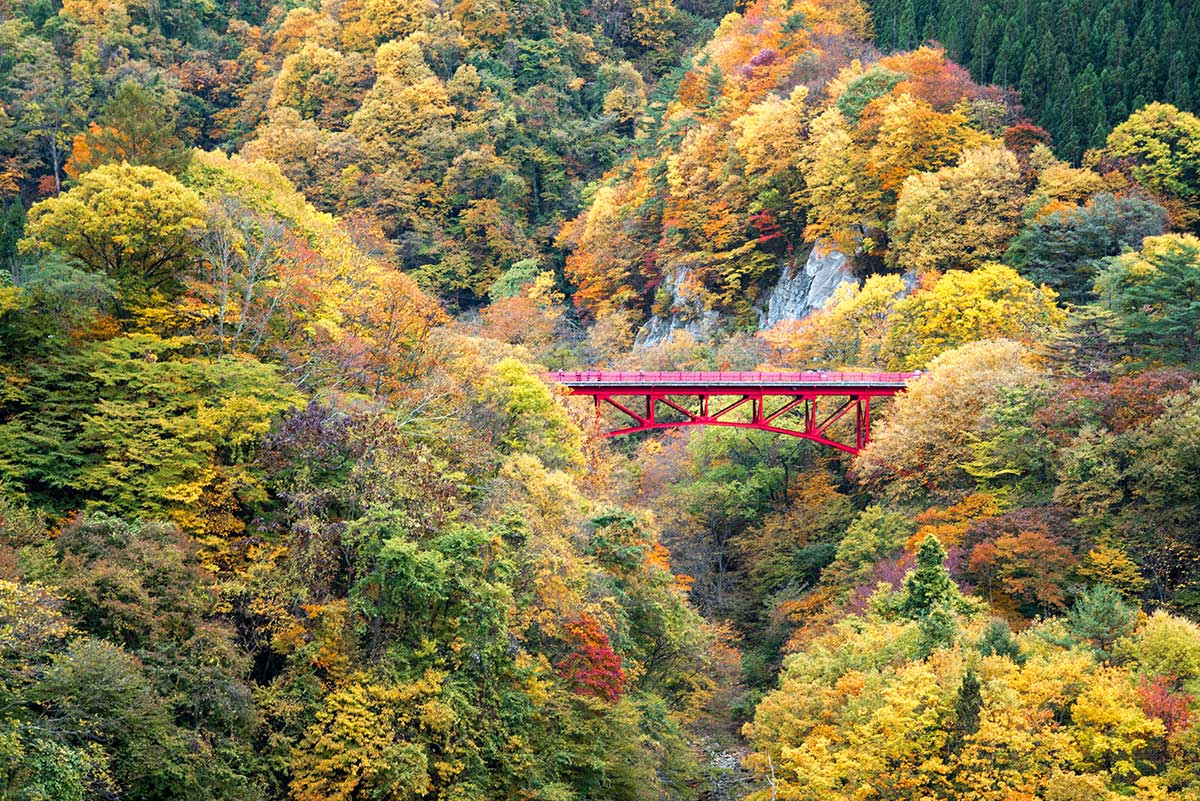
xmin=2 ymin=0 xmax=1200 ymax=799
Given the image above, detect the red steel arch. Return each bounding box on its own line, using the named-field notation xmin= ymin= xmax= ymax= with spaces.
xmin=548 ymin=371 xmax=920 ymax=455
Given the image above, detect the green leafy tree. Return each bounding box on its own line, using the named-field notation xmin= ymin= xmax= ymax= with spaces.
xmin=1004 ymin=193 xmax=1168 ymax=305
xmin=899 ymin=535 xmax=970 ymax=654
xmin=477 ymin=357 xmax=584 ymax=471
xmin=1121 ymin=386 xmax=1200 ymax=557
xmin=948 ymin=668 xmax=983 ymax=752
xmin=0 ymin=334 xmax=299 ymax=537
xmin=67 ymin=81 xmax=191 ymax=176
xmin=1095 ymin=233 xmax=1200 ymax=364
xmin=975 ymin=617 xmax=1023 ymax=662
xmin=824 ymin=505 xmax=915 ymax=590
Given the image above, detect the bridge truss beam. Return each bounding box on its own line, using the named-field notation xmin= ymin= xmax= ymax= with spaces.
xmin=581 ymin=389 xmax=881 ymax=454
xmin=549 ymin=371 xmax=916 ymax=454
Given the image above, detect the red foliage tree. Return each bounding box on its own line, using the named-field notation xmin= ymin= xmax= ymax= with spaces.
xmin=1031 ymin=369 xmax=1196 ymax=445
xmin=1002 ymin=121 xmax=1053 ymax=182
xmin=962 ymin=507 xmax=1081 ymax=617
xmin=1107 ymin=369 xmax=1197 ymax=433
xmin=880 ymin=46 xmax=998 ymax=112
xmin=1138 ymin=675 xmax=1193 ymax=736
xmin=555 ymin=615 xmax=626 ymax=702
xmin=1003 ymin=122 xmax=1053 ymax=158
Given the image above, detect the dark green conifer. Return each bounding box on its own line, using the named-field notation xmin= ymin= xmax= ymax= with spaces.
xmin=1068 ymin=584 xmax=1139 ymax=659
xmin=976 ymin=618 xmax=1024 ymax=663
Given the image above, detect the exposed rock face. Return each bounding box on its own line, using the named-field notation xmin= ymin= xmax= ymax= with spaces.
xmin=635 ymin=310 xmax=723 ymax=348
xmin=758 ymin=242 xmax=856 ymax=329
xmin=633 ymin=241 xmax=856 ymax=347
xmin=634 ymin=268 xmax=722 ymax=348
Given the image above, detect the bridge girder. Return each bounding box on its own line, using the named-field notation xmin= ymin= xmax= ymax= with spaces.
xmin=549 ymin=372 xmax=917 ymax=455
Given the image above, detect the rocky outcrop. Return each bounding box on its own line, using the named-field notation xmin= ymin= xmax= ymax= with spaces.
xmin=633 ymin=241 xmax=857 ymax=347
xmin=758 ymin=242 xmax=856 ymax=329
xmin=634 ymin=267 xmax=722 ymax=348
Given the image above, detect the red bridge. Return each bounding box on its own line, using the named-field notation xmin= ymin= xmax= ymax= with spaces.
xmin=548 ymin=371 xmax=920 ymax=454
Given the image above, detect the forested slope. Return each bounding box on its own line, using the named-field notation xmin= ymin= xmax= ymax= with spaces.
xmin=869 ymin=0 xmax=1200 ymax=161
xmin=556 ymin=0 xmax=1200 ymax=797
xmin=0 ymin=0 xmax=732 ymax=308
xmin=3 ymin=0 xmax=1200 ymax=799
xmin=0 ymin=149 xmax=725 ymax=798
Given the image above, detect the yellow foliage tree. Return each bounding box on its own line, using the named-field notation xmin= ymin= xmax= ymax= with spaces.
xmin=801 ymin=107 xmax=883 ymax=254
xmin=290 ymin=673 xmax=453 ymax=801
xmin=269 ymin=42 xmax=354 ymax=121
xmin=1031 ymin=160 xmax=1107 ymax=214
xmin=734 ymin=87 xmax=809 ymax=182
xmin=856 ymin=339 xmax=1043 ymax=500
xmin=1070 ymin=668 xmax=1165 ymax=780
xmin=559 ymin=166 xmax=658 ymax=320
xmin=349 ymin=74 xmax=454 ymax=165
xmin=359 ymin=0 xmax=435 ymax=42
xmin=760 ymin=272 xmax=906 ymax=368
xmin=20 ymin=163 xmax=205 ymax=313
xmin=1076 ymin=544 xmax=1149 ymax=598
xmin=59 ymin=0 xmax=130 ymax=30
xmin=184 ymin=150 xmax=444 ymax=397
xmin=889 ymin=145 xmax=1027 ymax=274
xmin=881 ymin=263 xmax=1064 ymax=369
xmin=868 ymin=92 xmax=991 ymax=199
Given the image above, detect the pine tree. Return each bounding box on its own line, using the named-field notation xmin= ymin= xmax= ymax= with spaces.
xmin=992 ymin=23 xmax=1021 ymax=87
xmin=1038 ymin=305 xmax=1127 ymax=379
xmin=1019 ymin=53 xmax=1043 ymax=118
xmin=1068 ymin=584 xmax=1139 ymax=659
xmin=1106 ymin=19 xmax=1129 ymax=70
xmin=1074 ymin=64 xmax=1107 ymax=151
xmin=875 ymin=0 xmax=900 ymax=50
xmin=971 ymin=17 xmax=993 ymax=78
xmin=863 ymin=0 xmax=1200 ymax=159
xmin=899 ymin=535 xmax=969 ymax=655
xmin=948 ymin=669 xmax=983 ymax=752
xmin=900 ymin=536 xmax=960 ymax=618
xmin=897 ymin=0 xmax=918 ymax=50
xmin=1166 ymin=52 xmax=1192 ymax=109
xmin=976 ymin=617 xmax=1024 ymax=662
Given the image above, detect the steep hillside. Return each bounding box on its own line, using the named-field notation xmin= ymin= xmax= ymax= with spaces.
xmin=1 ymin=146 xmax=724 ymax=799
xmin=4 ymin=0 xmax=1200 ymax=799
xmin=0 ymin=0 xmax=734 ymax=309
xmin=870 ymin=0 xmax=1200 ymax=161
xmin=558 ymin=0 xmax=1199 ymax=345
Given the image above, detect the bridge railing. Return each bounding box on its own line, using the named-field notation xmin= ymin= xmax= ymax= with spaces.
xmin=547 ymin=370 xmax=920 ymax=385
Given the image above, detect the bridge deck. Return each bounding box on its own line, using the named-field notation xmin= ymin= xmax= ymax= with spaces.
xmin=545 ymin=371 xmax=919 ymax=453
xmin=548 ymin=370 xmax=918 ymax=390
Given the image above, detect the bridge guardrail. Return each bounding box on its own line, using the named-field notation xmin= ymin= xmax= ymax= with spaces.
xmin=546 ymin=370 xmax=920 ymax=385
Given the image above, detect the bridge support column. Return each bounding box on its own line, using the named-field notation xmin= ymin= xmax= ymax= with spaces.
xmin=856 ymin=396 xmax=871 ymax=450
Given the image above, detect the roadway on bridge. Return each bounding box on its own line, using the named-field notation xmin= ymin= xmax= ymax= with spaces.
xmin=548 ymin=370 xmax=919 ymax=390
